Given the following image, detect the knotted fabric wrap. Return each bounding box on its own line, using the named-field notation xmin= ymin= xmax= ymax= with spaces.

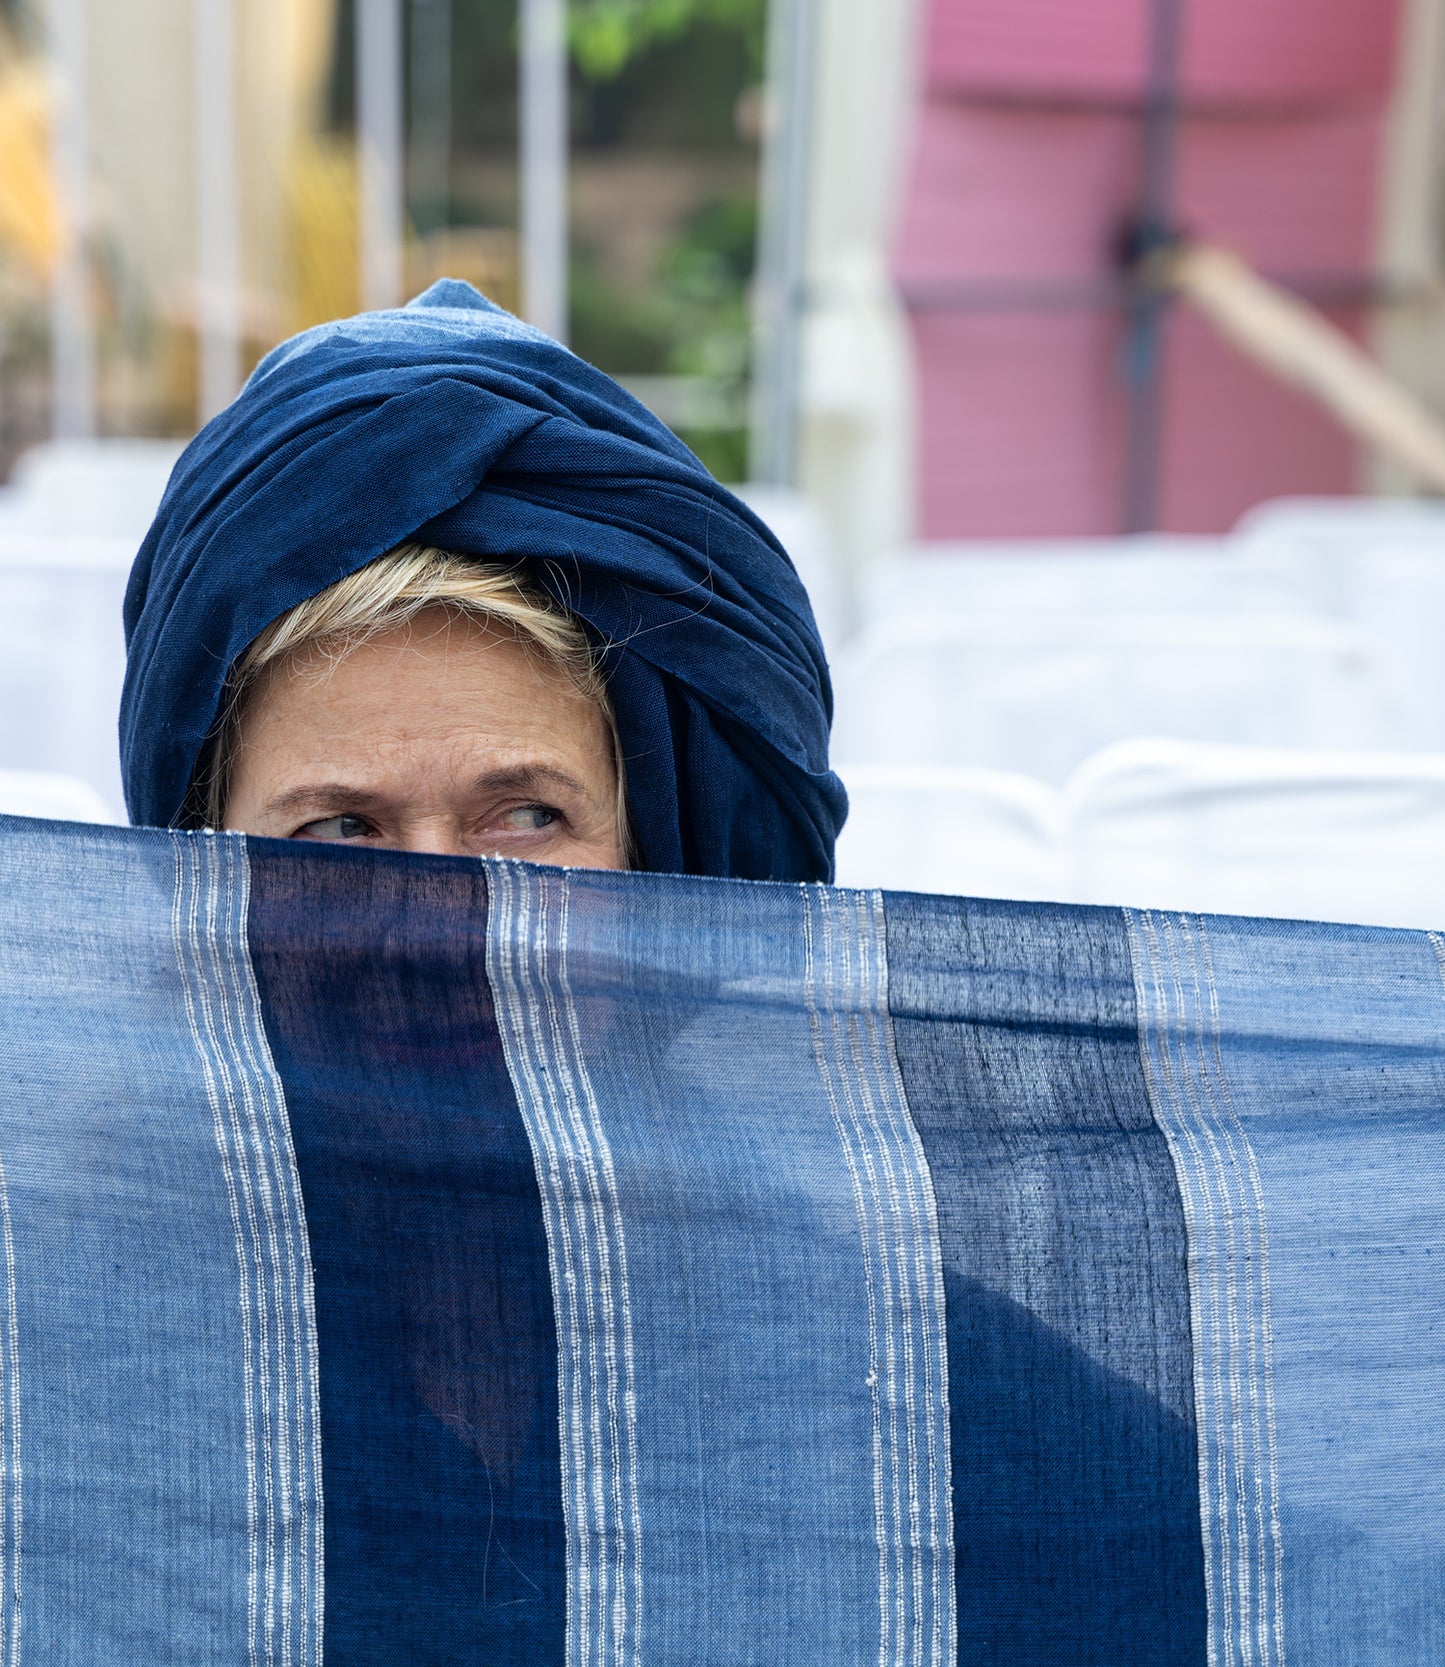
xmin=120 ymin=280 xmax=846 ymax=880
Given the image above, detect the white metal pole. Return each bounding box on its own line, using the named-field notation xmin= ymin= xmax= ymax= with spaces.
xmin=45 ymin=0 xmax=97 ymax=439
xmin=749 ymin=0 xmax=815 ymax=484
xmin=195 ymin=0 xmax=243 ymax=421
xmin=520 ymin=0 xmax=568 ymax=342
xmin=358 ymin=0 xmax=406 ymax=311
xmin=409 ymin=0 xmax=453 ymax=239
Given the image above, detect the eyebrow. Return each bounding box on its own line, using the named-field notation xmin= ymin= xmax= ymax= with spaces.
xmin=469 ymin=764 xmax=588 ymax=798
xmin=262 ymin=763 xmax=589 ymax=820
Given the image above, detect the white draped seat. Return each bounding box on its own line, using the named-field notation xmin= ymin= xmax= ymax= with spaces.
xmin=0 ymin=543 xmax=134 ymax=817
xmin=833 ymin=761 xmax=1064 ymax=899
xmin=1069 ymin=738 xmax=1445 ymax=929
xmin=0 ymin=769 xmax=118 ymax=825
xmin=863 ymin=535 xmax=1306 ymax=626
xmin=831 ymin=612 xmax=1398 ymax=782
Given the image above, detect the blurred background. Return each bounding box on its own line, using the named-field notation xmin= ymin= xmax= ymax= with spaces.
xmin=10 ymin=0 xmax=1445 ymax=928
xmin=0 ymin=0 xmax=769 ymax=472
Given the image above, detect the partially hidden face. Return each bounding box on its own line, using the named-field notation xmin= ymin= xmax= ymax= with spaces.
xmin=222 ymin=607 xmax=626 ymax=869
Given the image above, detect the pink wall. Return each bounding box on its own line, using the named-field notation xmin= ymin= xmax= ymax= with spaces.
xmin=898 ymin=0 xmax=1404 ymax=537
xmin=925 ymin=0 xmax=1399 ymax=103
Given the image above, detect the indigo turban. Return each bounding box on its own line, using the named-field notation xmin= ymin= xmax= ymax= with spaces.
xmin=120 ymin=280 xmax=847 ymax=881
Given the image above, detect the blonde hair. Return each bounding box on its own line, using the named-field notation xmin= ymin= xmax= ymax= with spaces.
xmin=192 ymin=543 xmax=629 ymax=848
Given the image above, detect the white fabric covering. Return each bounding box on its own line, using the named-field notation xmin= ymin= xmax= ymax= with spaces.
xmin=1346 ymin=543 xmax=1445 ymax=751
xmin=831 ymin=613 xmax=1397 ymax=782
xmin=863 ymin=536 xmax=1308 ymax=624
xmin=0 ymin=769 xmax=118 ymax=824
xmin=1235 ymin=498 xmax=1445 ymax=545
xmin=1234 ymin=496 xmax=1445 ymax=616
xmin=0 ymin=544 xmax=133 ymax=817
xmin=0 ymin=441 xmax=180 ymax=822
xmin=1071 ymin=739 xmax=1445 ymax=928
xmin=0 ymin=440 xmax=182 ymax=540
xmin=834 ymin=741 xmax=1445 ymax=931
xmin=833 ymin=762 xmax=1064 ymax=898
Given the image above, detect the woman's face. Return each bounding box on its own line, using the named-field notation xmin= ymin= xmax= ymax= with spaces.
xmin=223 ymin=607 xmax=626 ymax=868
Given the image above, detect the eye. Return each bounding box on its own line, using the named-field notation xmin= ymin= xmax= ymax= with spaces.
xmin=494 ymin=804 xmax=562 ymax=833
xmin=295 ymin=813 xmax=373 ymax=842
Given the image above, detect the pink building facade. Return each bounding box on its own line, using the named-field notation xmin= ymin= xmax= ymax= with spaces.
xmin=895 ymin=0 xmax=1406 ymax=536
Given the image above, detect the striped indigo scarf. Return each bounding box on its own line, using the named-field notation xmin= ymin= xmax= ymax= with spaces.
xmin=0 ymin=812 xmax=1438 ymax=1664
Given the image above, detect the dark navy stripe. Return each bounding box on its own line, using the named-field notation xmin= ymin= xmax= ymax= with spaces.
xmin=883 ymin=894 xmax=1206 ymax=1666
xmin=246 ymin=840 xmax=565 ymax=1666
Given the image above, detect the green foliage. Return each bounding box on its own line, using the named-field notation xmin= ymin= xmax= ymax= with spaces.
xmin=570 ymin=191 xmax=756 ymax=478
xmin=571 ymin=190 xmax=755 ymax=375
xmin=337 ymin=1 xmax=766 ymax=155
xmin=570 ymin=0 xmax=766 ymax=81
xmin=569 ymin=259 xmax=671 ymax=374
xmin=657 ymin=194 xmax=755 ymax=383
xmin=674 ymin=423 xmax=749 ymax=483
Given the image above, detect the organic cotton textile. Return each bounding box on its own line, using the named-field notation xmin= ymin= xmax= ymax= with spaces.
xmin=0 ymin=812 xmax=1440 ymax=1664
xmin=118 ymin=281 xmax=845 ymax=882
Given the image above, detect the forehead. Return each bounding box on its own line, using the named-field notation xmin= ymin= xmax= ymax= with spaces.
xmin=245 ymin=614 xmax=610 ymax=757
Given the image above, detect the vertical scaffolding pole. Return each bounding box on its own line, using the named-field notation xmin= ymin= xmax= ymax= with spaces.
xmin=408 ymin=0 xmax=453 ymax=240
xmin=45 ymin=0 xmax=97 ymax=438
xmin=749 ymin=0 xmax=816 ymax=485
xmin=195 ymin=0 xmax=243 ymax=421
xmin=358 ymin=0 xmax=405 ymax=311
xmin=1372 ymin=0 xmax=1445 ymax=493
xmin=1121 ymin=0 xmax=1186 ymax=533
xmin=519 ymin=0 xmax=568 ymax=342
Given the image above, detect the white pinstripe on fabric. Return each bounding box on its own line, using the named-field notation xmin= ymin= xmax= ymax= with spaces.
xmin=1194 ymin=924 xmax=1285 ymax=1667
xmin=221 ymin=839 xmax=325 ymax=1667
xmin=803 ymin=885 xmax=954 ymax=1667
xmin=861 ymin=891 xmax=953 ymax=1667
xmin=1125 ymin=909 xmax=1284 ymax=1667
xmin=0 ymin=1133 xmax=20 ymax=1667
xmin=485 ymin=861 xmax=641 ymax=1667
xmin=171 ymin=833 xmax=323 ymax=1667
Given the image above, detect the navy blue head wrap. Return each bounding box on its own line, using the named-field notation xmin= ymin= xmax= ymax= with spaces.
xmin=121 ymin=281 xmax=846 ymax=880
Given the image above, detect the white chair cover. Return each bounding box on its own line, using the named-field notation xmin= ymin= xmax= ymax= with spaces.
xmin=0 ymin=544 xmax=133 ymax=817
xmin=1234 ymin=495 xmax=1445 ymax=616
xmin=833 ymin=762 xmax=1064 ymax=898
xmin=862 ymin=535 xmax=1309 ymax=625
xmin=1069 ymin=738 xmax=1445 ymax=929
xmin=0 ymin=439 xmax=183 ymax=540
xmin=0 ymin=769 xmax=118 ymax=824
xmin=831 ymin=613 xmax=1398 ymax=782
xmin=1343 ymin=543 xmax=1445 ymax=751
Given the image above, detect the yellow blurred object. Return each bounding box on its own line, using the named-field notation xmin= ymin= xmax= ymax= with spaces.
xmin=288 ymin=137 xmax=521 ymax=331
xmin=408 ymin=228 xmax=521 ymax=316
xmin=1155 ymin=241 xmax=1445 ymax=495
xmin=0 ymin=59 xmax=61 ymax=276
xmin=287 ymin=135 xmax=361 ymax=329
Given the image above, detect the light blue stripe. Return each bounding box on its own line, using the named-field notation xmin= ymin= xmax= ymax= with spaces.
xmin=486 ymin=862 xmax=954 ymax=1667
xmin=485 ymin=860 xmax=641 ymax=1667
xmin=172 ymin=832 xmax=323 ymax=1667
xmin=1126 ymin=909 xmax=1282 ymax=1667
xmin=804 ymin=886 xmax=954 ymax=1667
xmin=0 ymin=1075 xmax=19 ymax=1667
xmin=0 ymin=819 xmax=321 ymax=1665
xmin=1127 ymin=908 xmax=1445 ymax=1667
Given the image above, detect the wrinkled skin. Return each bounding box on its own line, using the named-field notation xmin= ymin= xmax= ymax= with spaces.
xmin=224 ymin=607 xmax=626 ymax=870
